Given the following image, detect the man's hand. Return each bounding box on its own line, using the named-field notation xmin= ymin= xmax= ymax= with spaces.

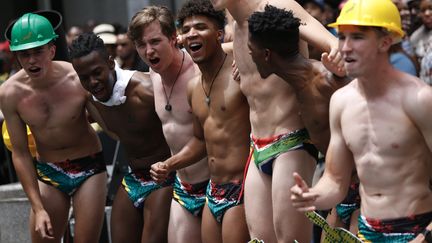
xmin=232 ymin=60 xmax=240 ymax=82
xmin=150 ymin=162 xmax=170 ymax=183
xmin=290 ymin=172 xmax=318 ymax=212
xmin=34 ymin=209 xmax=54 ymax=240
xmin=322 ymin=51 xmax=346 ymax=78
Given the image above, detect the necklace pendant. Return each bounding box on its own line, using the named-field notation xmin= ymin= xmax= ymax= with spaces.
xmin=165 ymin=104 xmax=172 ymax=111
xmin=205 ymin=97 xmax=210 ymax=106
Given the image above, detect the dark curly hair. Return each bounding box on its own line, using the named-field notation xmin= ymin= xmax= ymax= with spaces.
xmin=177 ymin=0 xmax=226 ymax=30
xmin=69 ymin=32 xmax=109 ymax=60
xmin=248 ymin=4 xmax=301 ymax=57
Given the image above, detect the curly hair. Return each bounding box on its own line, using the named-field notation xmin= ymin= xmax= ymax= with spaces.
xmin=69 ymin=32 xmax=109 ymax=60
xmin=248 ymin=4 xmax=301 ymax=56
xmin=128 ymin=6 xmax=176 ymax=43
xmin=177 ymin=0 xmax=226 ymax=30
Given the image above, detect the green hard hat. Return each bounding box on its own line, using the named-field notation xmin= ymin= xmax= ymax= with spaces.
xmin=10 ymin=13 xmax=58 ymax=52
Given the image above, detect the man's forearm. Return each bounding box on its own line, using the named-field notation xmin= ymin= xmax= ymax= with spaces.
xmin=12 ymin=153 xmax=44 ymax=212
xmin=165 ymin=137 xmax=206 ymax=171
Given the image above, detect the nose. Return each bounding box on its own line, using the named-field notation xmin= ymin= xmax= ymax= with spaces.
xmin=27 ymin=53 xmax=37 ymax=64
xmin=340 ymin=38 xmax=352 ymax=53
xmin=89 ymin=76 xmax=99 ymax=88
xmin=185 ymin=27 xmax=198 ymax=39
xmin=145 ymin=46 xmax=155 ymax=57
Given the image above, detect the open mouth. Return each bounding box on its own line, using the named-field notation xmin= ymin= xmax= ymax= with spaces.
xmin=189 ymin=43 xmax=203 ymax=52
xmin=345 ymin=57 xmax=355 ymax=63
xmin=28 ymin=66 xmax=41 ymax=74
xmin=92 ymin=86 xmax=104 ymax=96
xmin=149 ymin=57 xmax=160 ymax=65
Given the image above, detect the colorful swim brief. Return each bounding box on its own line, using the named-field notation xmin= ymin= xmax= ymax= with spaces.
xmin=122 ymin=169 xmax=175 ymax=209
xmin=36 ymin=152 xmax=106 ymax=196
xmin=173 ymin=175 xmax=208 ymax=216
xmin=250 ymin=129 xmax=319 ymax=175
xmin=336 ymin=182 xmax=361 ymax=225
xmin=206 ymin=179 xmax=243 ymax=223
xmin=358 ymin=211 xmax=432 ymax=242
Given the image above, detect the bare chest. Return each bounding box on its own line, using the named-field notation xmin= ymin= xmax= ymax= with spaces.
xmin=341 ymin=102 xmax=418 ymax=158
xmin=17 ymin=85 xmax=85 ymax=128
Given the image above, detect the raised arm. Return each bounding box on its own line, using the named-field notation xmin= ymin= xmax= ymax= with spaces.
xmin=291 ymin=89 xmax=355 ymax=211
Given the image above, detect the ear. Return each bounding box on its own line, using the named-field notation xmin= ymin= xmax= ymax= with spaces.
xmin=217 ymin=29 xmax=224 ymax=43
xmin=170 ymin=33 xmax=178 ymax=47
xmin=378 ymin=34 xmax=393 ymax=53
xmin=264 ymin=48 xmax=271 ymax=62
xmin=108 ymin=55 xmax=115 ymax=70
xmin=49 ymin=44 xmax=56 ymax=60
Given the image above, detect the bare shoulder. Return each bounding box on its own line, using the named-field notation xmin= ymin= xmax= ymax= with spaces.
xmin=187 ymin=74 xmax=201 ymax=95
xmin=330 ymin=80 xmax=357 ymax=106
xmin=0 ymin=70 xmax=31 ymax=107
xmin=130 ymin=71 xmax=154 ymax=98
xmin=132 ymin=71 xmax=152 ymax=87
xmin=402 ymin=73 xmax=432 ymax=113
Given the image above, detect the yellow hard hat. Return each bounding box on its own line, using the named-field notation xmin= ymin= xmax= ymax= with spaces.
xmin=328 ymin=0 xmax=404 ymax=41
xmin=2 ymin=122 xmax=37 ymax=157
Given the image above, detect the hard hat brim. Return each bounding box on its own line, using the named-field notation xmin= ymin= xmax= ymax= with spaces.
xmin=9 ymin=37 xmax=58 ymax=52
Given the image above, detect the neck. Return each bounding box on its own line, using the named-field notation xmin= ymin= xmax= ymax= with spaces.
xmin=199 ymin=48 xmax=226 ymax=83
xmin=30 ymin=61 xmax=57 ymax=89
xmin=161 ymin=48 xmax=184 ymax=85
xmin=228 ymin=0 xmax=261 ymax=24
xmin=356 ymin=60 xmax=394 ymax=97
xmin=276 ymin=55 xmax=312 ymax=91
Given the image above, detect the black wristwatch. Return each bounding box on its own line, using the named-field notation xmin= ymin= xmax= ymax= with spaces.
xmin=423 ymin=228 xmax=432 ymax=243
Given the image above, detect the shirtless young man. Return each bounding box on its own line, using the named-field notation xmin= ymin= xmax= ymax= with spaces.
xmin=247 ymin=4 xmax=349 ymax=154
xmin=0 ymin=13 xmax=106 ymax=242
xmin=210 ymin=0 xmax=341 ymax=241
xmin=247 ymin=6 xmax=359 ymax=238
xmin=128 ymin=6 xmax=210 ymax=243
xmin=155 ymin=0 xmax=250 ymax=242
xmin=291 ymin=0 xmax=432 ymax=242
xmin=69 ymin=33 xmax=172 ymax=243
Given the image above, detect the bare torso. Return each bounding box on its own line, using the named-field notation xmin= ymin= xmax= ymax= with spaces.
xmin=336 ymin=75 xmax=432 ymax=219
xmin=285 ymin=59 xmax=348 ymax=153
xmin=91 ymin=72 xmax=170 ymax=170
xmin=2 ymin=61 xmax=101 ymax=162
xmin=151 ymin=51 xmax=209 ymax=183
xmin=234 ymin=19 xmax=303 ymax=137
xmin=190 ymin=53 xmax=250 ymax=183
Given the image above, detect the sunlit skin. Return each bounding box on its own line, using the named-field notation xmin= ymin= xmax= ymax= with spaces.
xmin=72 ymin=47 xmax=172 ymax=243
xmin=338 ymin=26 xmax=386 ymax=78
xmin=15 ymin=45 xmax=55 ymax=81
xmin=209 ymin=0 xmax=342 ymax=241
xmin=74 ymin=51 xmax=115 ymax=102
xmin=291 ymin=25 xmax=432 ymax=239
xmin=182 ymin=14 xmax=251 ymax=243
xmin=0 ymin=42 xmax=105 ymax=243
xmin=135 ymin=21 xmax=178 ymax=74
xmin=247 ymin=35 xmax=348 ymax=154
xmin=135 ymin=15 xmax=210 ymax=243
